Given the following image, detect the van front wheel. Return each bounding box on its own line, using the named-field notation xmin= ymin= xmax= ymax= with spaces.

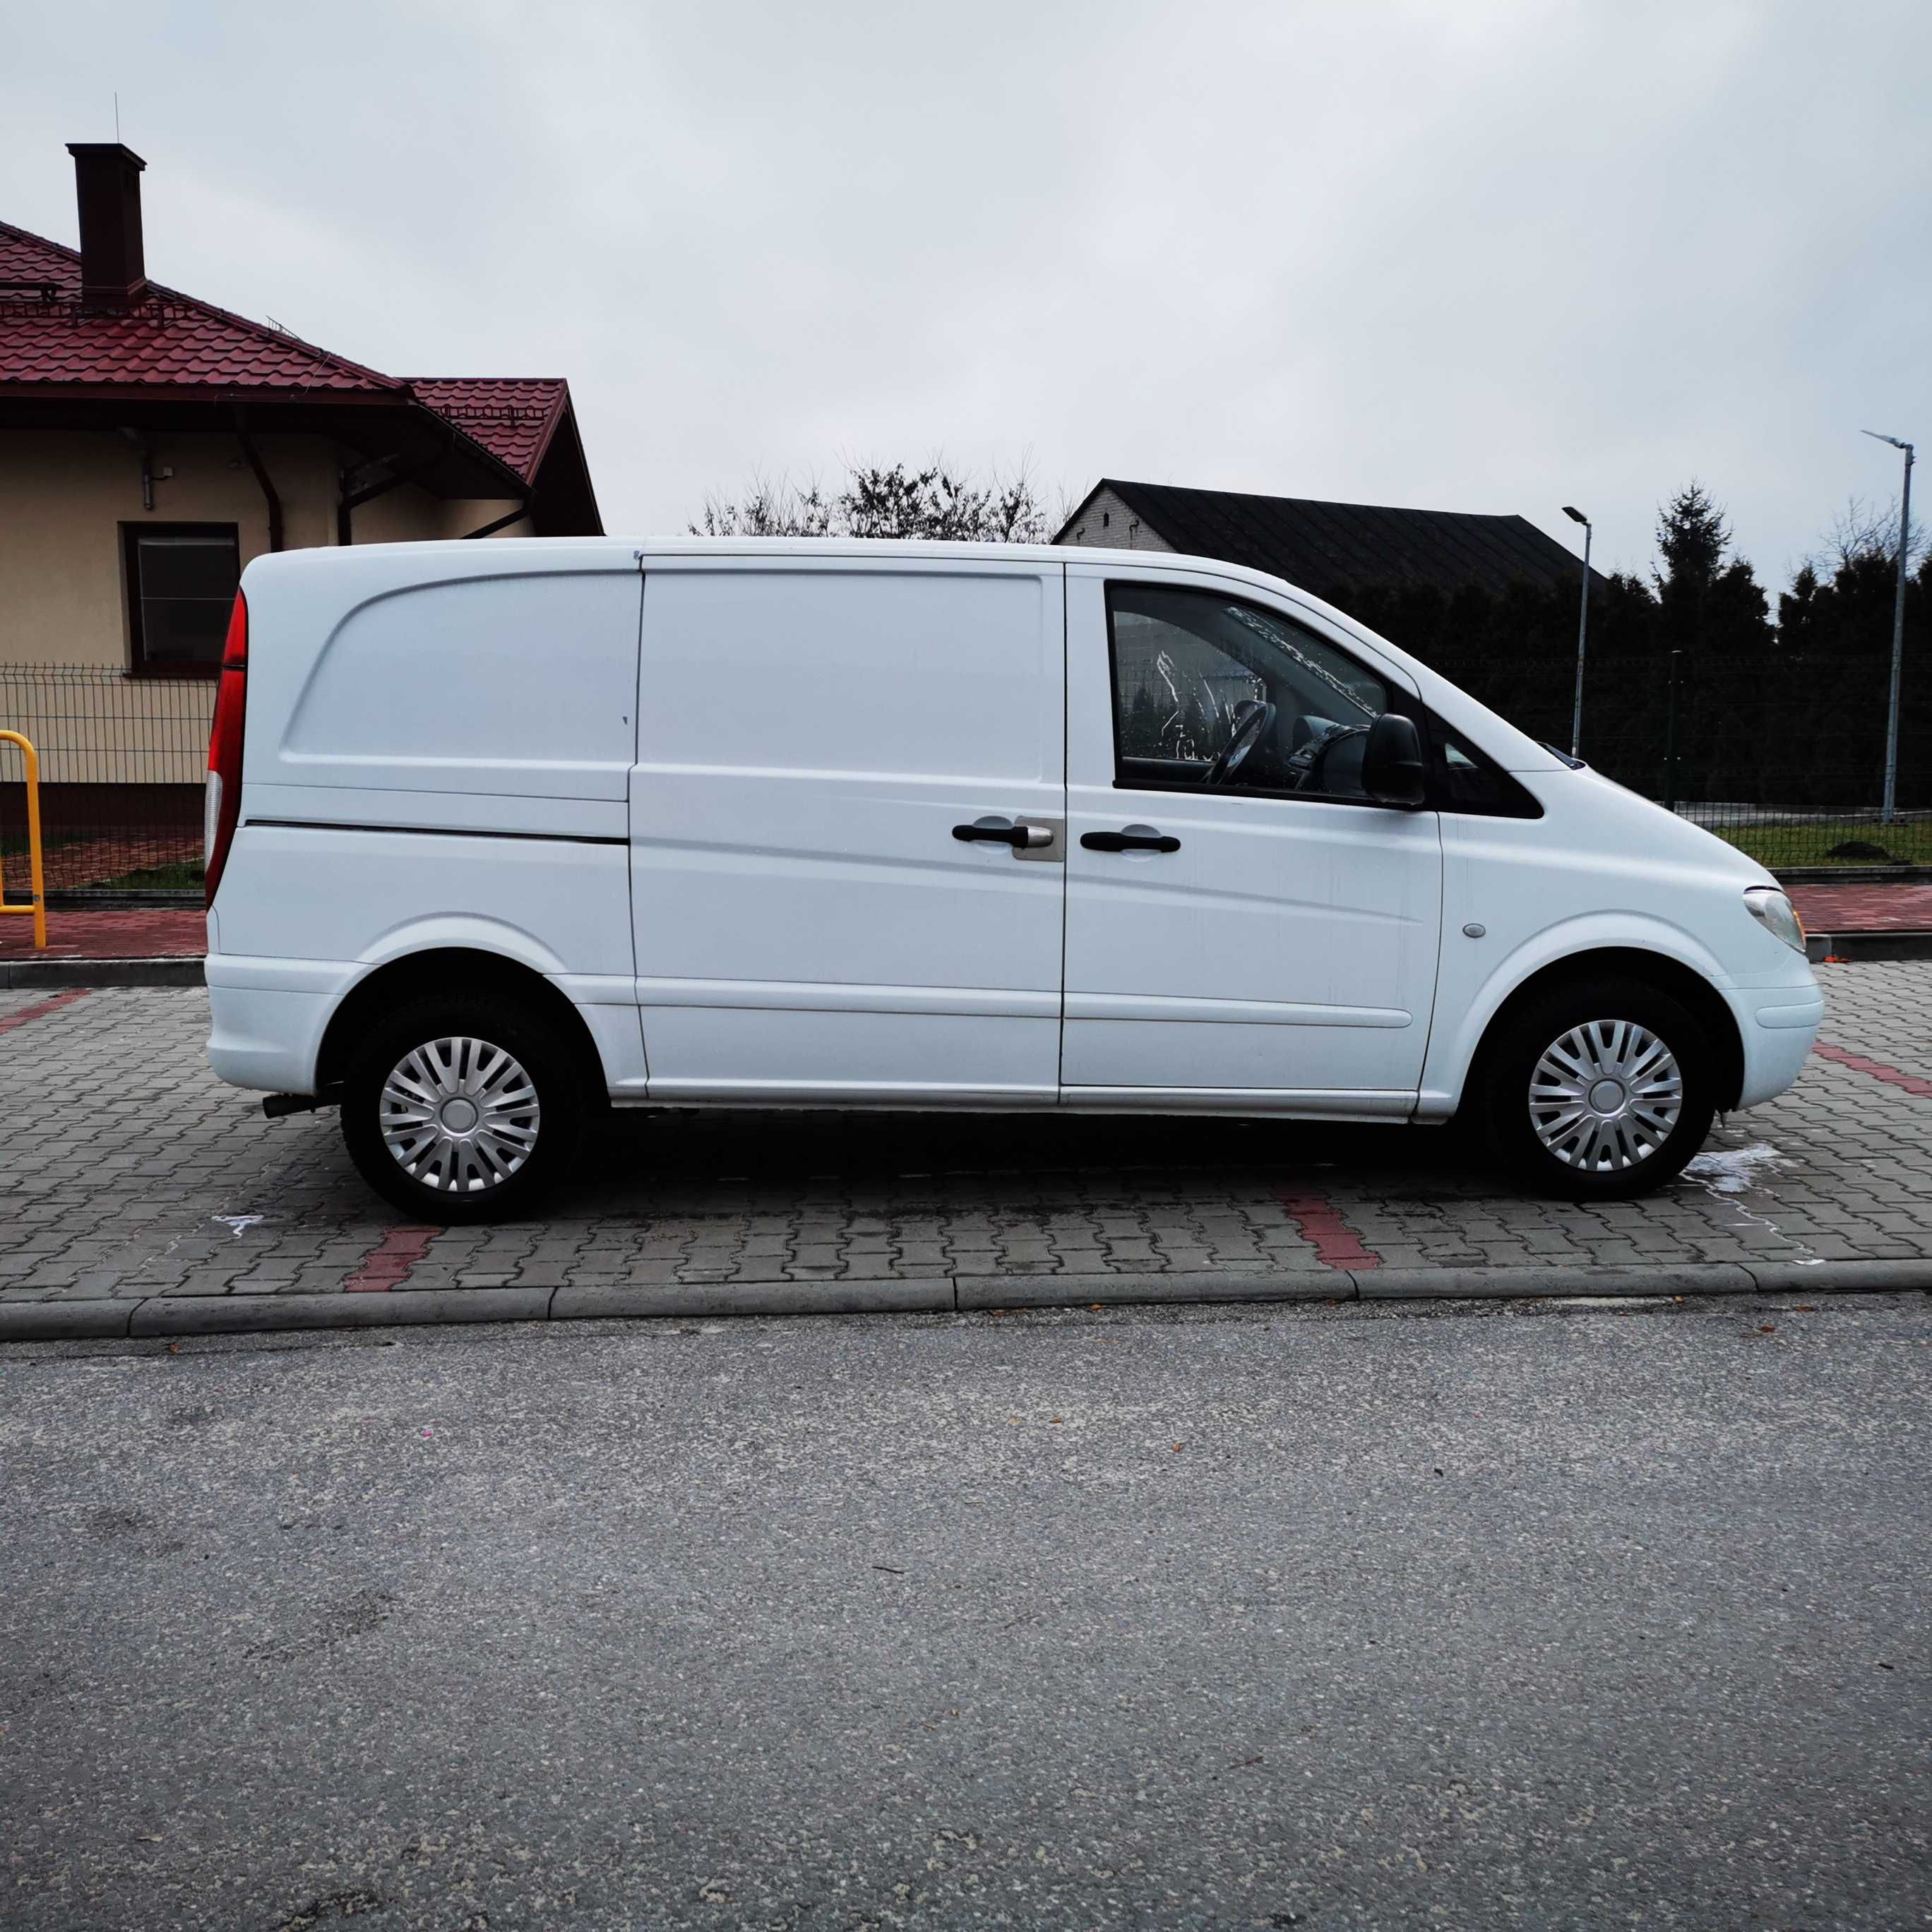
xmin=340 ymin=993 xmax=587 ymax=1223
xmin=1479 ymin=977 xmax=1715 ymax=1200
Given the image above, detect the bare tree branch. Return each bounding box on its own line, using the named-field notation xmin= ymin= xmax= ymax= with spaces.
xmin=695 ymin=456 xmax=1061 ymax=544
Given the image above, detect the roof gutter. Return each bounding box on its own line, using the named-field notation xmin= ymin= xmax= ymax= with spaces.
xmin=232 ymin=407 xmax=283 ymax=551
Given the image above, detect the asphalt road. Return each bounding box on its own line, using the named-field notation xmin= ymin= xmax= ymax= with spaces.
xmin=4 ymin=1294 xmax=1928 ymax=1931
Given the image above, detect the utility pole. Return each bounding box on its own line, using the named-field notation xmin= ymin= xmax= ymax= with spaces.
xmin=1862 ymin=431 xmax=1915 ymax=824
xmin=1562 ymin=506 xmax=1592 ymax=758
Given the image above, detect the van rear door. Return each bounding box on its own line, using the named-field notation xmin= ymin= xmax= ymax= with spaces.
xmin=629 ymin=558 xmax=1066 ymax=1104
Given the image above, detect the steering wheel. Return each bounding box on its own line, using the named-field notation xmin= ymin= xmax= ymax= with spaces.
xmin=1283 ymin=715 xmax=1364 ymax=792
xmin=1205 ymin=698 xmax=1277 ymax=787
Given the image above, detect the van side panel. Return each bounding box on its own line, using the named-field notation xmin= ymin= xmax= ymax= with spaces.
xmin=213 ymin=828 xmax=633 ymax=977
xmin=208 ymin=547 xmax=645 ymax=1095
xmin=239 ymin=547 xmax=641 ymax=831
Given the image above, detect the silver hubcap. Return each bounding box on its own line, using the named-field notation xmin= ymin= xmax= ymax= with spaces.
xmin=1529 ymin=1019 xmax=1684 ymax=1171
xmin=379 ymin=1036 xmax=540 ymax=1193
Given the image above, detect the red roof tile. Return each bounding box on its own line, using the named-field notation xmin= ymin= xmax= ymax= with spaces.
xmin=0 ymin=220 xmax=404 ymax=393
xmin=406 ymin=377 xmax=571 ymax=484
xmin=0 ymin=219 xmax=589 ymax=507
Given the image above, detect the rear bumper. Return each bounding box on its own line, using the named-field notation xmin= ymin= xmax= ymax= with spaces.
xmin=206 ymin=981 xmax=336 ymax=1094
xmin=204 ymin=954 xmax=354 ymax=1093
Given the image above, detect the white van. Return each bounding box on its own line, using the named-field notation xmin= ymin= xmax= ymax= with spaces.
xmin=203 ymin=539 xmax=1822 ymax=1223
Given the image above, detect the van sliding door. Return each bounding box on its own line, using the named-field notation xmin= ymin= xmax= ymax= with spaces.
xmin=628 ymin=561 xmax=1067 ymax=1104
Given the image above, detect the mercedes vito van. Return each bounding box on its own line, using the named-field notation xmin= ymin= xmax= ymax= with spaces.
xmin=203 ymin=539 xmax=1822 ymax=1222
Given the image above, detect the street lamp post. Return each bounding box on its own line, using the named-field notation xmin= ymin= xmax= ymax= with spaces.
xmin=1562 ymin=506 xmax=1592 ymax=759
xmin=1862 ymin=431 xmax=1916 ymax=825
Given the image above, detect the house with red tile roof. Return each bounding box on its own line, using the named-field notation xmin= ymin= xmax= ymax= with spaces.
xmin=0 ymin=143 xmax=602 ymax=872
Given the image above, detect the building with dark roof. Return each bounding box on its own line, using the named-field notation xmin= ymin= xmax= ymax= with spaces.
xmin=1 ymin=141 xmax=600 ymax=694
xmin=1056 ymin=478 xmax=1601 ymax=602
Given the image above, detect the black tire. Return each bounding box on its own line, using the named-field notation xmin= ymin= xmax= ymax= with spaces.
xmin=339 ymin=990 xmax=590 ymax=1224
xmin=1478 ymin=975 xmax=1716 ymax=1200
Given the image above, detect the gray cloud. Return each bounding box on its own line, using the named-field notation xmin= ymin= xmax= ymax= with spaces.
xmin=8 ymin=0 xmax=1926 ymax=585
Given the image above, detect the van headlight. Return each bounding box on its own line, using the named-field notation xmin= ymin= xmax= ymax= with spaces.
xmin=1743 ymin=885 xmax=1806 ymax=955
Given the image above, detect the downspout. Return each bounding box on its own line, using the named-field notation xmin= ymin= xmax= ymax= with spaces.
xmin=117 ymin=426 xmax=153 ymax=511
xmin=232 ymin=409 xmax=284 ymax=551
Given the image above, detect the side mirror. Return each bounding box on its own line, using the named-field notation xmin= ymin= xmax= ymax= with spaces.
xmin=1361 ymin=712 xmax=1427 ymax=809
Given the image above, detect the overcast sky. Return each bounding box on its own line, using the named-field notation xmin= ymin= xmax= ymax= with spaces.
xmin=7 ymin=1 xmax=1927 ymax=585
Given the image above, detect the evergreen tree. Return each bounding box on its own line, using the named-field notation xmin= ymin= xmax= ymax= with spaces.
xmin=1652 ymin=482 xmax=1772 ymax=659
xmin=1654 ymin=481 xmax=1731 ymax=595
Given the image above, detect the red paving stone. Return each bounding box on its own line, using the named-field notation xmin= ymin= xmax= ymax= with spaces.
xmin=1789 ymin=883 xmax=1932 ymax=934
xmin=0 ymin=907 xmax=205 ymax=960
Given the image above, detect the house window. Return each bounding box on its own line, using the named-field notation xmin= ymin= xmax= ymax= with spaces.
xmin=123 ymin=524 xmax=240 ymax=674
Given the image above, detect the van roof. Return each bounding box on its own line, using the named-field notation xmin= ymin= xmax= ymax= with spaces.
xmin=237 ymin=535 xmax=1563 ymax=775
xmin=280 ymin=532 xmax=1311 ymax=596
xmin=242 ymin=530 xmax=1395 ymax=679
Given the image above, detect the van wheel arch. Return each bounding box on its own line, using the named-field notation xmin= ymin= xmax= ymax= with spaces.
xmin=1464 ymin=948 xmax=1743 ymax=1116
xmin=315 ymin=949 xmax=608 ymax=1101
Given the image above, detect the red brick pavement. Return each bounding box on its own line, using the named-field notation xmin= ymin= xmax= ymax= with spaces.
xmin=0 ymin=885 xmax=1924 ymax=967
xmin=1789 ymin=883 xmax=1932 ymax=934
xmin=0 ymin=907 xmax=205 ymax=960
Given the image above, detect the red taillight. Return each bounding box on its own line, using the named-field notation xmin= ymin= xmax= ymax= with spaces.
xmin=204 ymin=591 xmax=248 ymax=909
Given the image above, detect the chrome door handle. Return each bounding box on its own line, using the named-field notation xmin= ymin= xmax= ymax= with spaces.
xmin=1080 ymin=827 xmax=1181 ymax=854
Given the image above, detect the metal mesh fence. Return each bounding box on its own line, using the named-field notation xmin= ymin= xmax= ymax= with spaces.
xmin=0 ymin=667 xmax=213 ymax=893
xmin=1446 ymin=650 xmax=1931 ymax=871
xmin=0 ymin=651 xmax=1924 ymax=898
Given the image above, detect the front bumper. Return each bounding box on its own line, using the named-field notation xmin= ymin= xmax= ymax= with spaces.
xmin=1729 ymin=984 xmax=1825 ymax=1110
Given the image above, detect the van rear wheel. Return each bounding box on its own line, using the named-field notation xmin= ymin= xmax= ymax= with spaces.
xmin=340 ymin=992 xmax=587 ymax=1223
xmin=1479 ymin=977 xmax=1715 ymax=1200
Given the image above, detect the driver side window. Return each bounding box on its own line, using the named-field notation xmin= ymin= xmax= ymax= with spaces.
xmin=1106 ymin=583 xmax=1391 ymax=800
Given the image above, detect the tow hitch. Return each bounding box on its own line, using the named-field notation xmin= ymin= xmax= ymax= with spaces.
xmin=262 ymin=1085 xmax=342 ymax=1119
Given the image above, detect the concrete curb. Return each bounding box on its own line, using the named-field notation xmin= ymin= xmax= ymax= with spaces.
xmin=1 ymin=957 xmax=205 ymax=991
xmin=1355 ymin=1261 xmax=1760 ymax=1299
xmin=955 ymin=1270 xmax=1340 ymax=1309
xmin=551 ymin=1279 xmax=954 ymax=1321
xmin=4 ymin=1258 xmax=1928 ymax=1344
xmin=1807 ymin=930 xmax=1932 ymax=963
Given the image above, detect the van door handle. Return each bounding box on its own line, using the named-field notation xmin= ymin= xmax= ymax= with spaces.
xmin=1081 ymin=828 xmax=1181 ymax=853
xmin=953 ymin=818 xmax=1054 ymax=849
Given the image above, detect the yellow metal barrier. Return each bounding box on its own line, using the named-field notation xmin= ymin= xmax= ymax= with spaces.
xmin=0 ymin=729 xmax=47 ymax=950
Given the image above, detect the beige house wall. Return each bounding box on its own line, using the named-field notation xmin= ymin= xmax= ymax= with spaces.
xmin=0 ymin=429 xmax=524 ymax=783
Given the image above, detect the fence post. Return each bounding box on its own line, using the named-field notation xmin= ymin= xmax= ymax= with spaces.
xmin=0 ymin=729 xmax=48 ymax=950
xmin=1662 ymin=651 xmax=1683 ymax=814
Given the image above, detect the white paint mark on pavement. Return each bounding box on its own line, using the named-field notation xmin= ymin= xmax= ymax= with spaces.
xmin=1684 ymin=1145 xmax=1785 ymax=1195
xmin=1683 ymin=1143 xmax=1825 ymax=1264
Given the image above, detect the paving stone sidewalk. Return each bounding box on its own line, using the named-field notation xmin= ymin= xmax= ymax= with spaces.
xmin=2 ymin=962 xmax=1930 ymax=1314
xmin=0 ymin=907 xmax=205 ymax=960
xmin=1791 ymin=881 xmax=1932 ymax=934
xmin=0 ymin=881 xmax=1923 ymax=972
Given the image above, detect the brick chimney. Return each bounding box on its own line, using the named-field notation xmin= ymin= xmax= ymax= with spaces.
xmin=66 ymin=142 xmax=148 ymax=309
